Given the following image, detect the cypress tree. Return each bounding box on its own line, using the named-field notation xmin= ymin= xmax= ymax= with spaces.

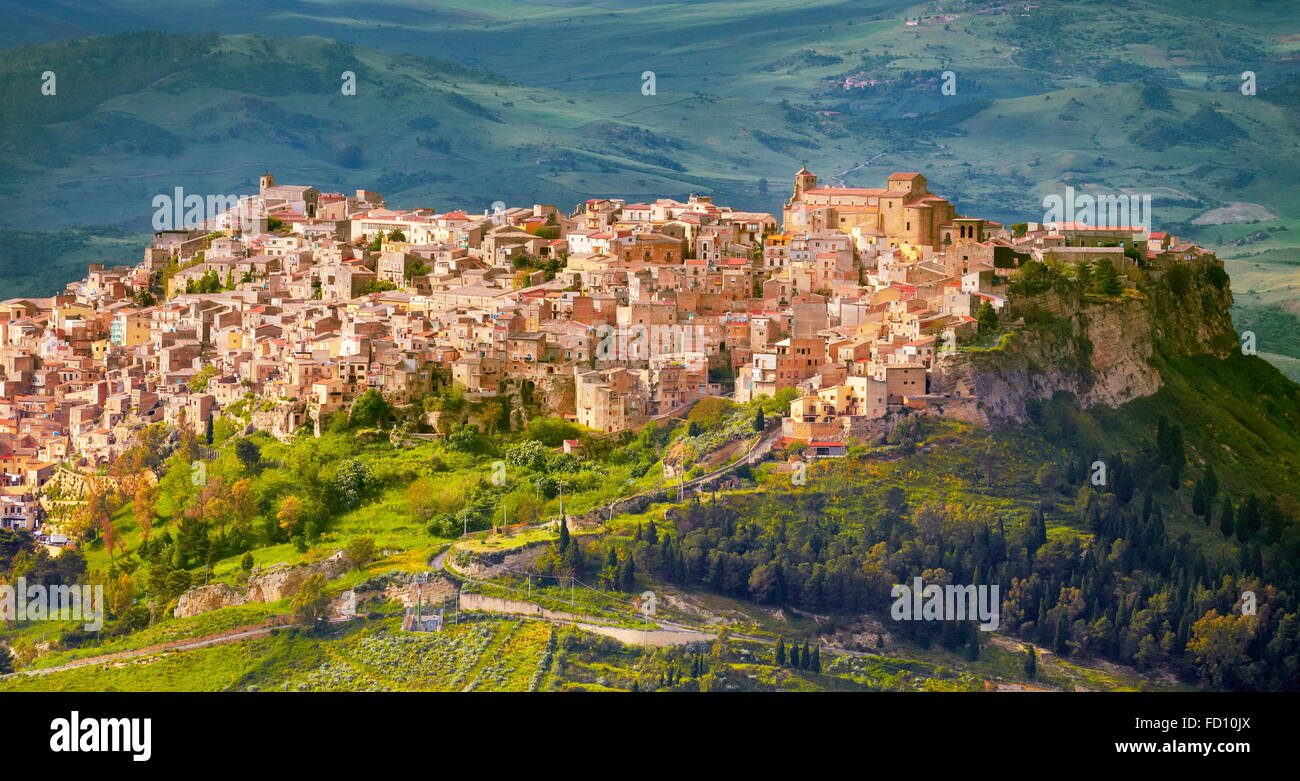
xmin=1219 ymin=498 xmax=1235 ymax=537
xmin=619 ymin=555 xmax=636 ymax=592
xmin=964 ymin=626 xmax=980 ymax=661
xmin=776 ymin=637 xmax=786 ymax=667
xmin=1234 ymin=504 xmax=1250 ymax=543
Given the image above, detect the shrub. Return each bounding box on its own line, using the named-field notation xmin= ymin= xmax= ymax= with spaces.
xmin=505 ymin=440 xmax=550 ymax=470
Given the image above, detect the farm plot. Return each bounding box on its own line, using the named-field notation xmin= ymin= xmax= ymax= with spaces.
xmin=462 ymin=621 xmax=553 ymax=692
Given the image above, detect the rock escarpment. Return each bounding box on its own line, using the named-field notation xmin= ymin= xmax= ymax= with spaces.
xmin=173 ymin=550 xmax=353 ymax=618
xmin=930 ymin=258 xmax=1236 ymax=423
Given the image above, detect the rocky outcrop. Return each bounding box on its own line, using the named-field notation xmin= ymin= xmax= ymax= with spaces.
xmin=173 ymin=550 xmax=354 ymax=618
xmin=246 ymin=402 xmax=308 ymax=442
xmin=931 ymin=258 xmax=1236 ymax=423
xmin=350 ymin=570 xmax=458 ymax=609
xmin=173 ymin=582 xmax=244 ymax=617
xmin=451 ymin=542 xmax=549 ymax=579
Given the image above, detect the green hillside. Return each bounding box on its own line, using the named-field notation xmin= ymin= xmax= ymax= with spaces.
xmin=3 ymin=337 xmax=1299 ymax=690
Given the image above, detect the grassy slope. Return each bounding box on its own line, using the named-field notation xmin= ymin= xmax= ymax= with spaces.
xmin=1083 ymin=351 xmax=1300 ymax=500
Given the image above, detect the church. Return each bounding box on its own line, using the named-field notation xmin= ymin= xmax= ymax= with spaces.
xmin=783 ymin=167 xmax=991 ymax=251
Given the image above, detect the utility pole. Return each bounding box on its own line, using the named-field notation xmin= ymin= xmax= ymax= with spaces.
xmin=462 ymin=507 xmax=468 ymax=537
xmin=414 ymin=572 xmax=427 ymax=628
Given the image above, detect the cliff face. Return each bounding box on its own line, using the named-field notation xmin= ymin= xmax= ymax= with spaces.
xmin=930 ymin=259 xmax=1237 ymax=423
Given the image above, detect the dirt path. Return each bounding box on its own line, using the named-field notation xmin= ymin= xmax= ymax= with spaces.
xmin=3 ymin=620 xmax=286 ymax=679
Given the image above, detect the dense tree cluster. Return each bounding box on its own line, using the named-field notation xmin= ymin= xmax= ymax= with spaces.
xmin=611 ymin=415 xmax=1299 ymax=690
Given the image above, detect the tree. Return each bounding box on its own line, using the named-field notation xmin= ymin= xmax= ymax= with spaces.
xmin=277 ymin=496 xmax=306 ymax=536
xmin=229 ymin=478 xmax=257 ymax=539
xmin=0 ymin=644 xmax=12 ymax=675
xmin=1092 ymin=258 xmax=1123 ymax=296
xmin=976 ymin=300 xmax=998 ymax=334
xmin=291 ymin=574 xmax=331 ymax=628
xmin=522 ymin=416 xmax=582 ymax=447
xmin=241 ymin=552 xmax=255 ymax=573
xmin=446 ymin=423 xmax=481 ymax=452
xmin=1187 ymin=610 xmax=1254 ymax=688
xmin=164 ymin=569 xmax=192 ymax=599
xmin=235 ymin=438 xmax=261 ymax=471
xmin=1035 ymin=462 xmax=1061 ymax=494
xmin=105 ymin=573 xmax=135 ymax=619
xmin=1075 ymin=260 xmax=1093 ymax=290
xmin=1219 ymin=497 xmax=1235 ymax=537
xmin=350 ymin=389 xmax=391 ymax=428
xmin=560 ymin=533 xmax=584 ymax=578
xmin=811 ymin=645 xmax=821 ymax=673
xmin=345 ymin=536 xmax=376 ymax=569
xmin=505 ymin=439 xmax=550 ymax=470
xmin=132 ymin=482 xmax=155 ymax=541
xmin=1203 ymin=465 xmax=1219 ymax=503
xmin=776 ymin=637 xmax=786 ymax=667
xmin=188 ymin=365 xmax=218 ymax=392
xmin=753 ymin=408 xmax=765 ymax=432
xmin=557 ymin=516 xmax=570 ymax=550
xmin=333 ymin=459 xmax=374 ymax=510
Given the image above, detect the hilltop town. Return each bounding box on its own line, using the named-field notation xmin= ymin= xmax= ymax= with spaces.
xmin=0 ymin=169 xmax=1221 ymax=543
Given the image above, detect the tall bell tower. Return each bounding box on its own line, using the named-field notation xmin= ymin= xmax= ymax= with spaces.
xmin=792 ymin=166 xmax=816 ymax=203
